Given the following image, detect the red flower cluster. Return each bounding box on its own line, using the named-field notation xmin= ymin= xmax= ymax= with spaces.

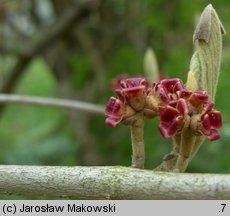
xmin=105 ymin=77 xmax=222 ymax=141
xmin=105 ymin=77 xmax=148 ymax=127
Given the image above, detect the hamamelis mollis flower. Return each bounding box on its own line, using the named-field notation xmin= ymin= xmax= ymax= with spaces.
xmin=105 ymin=77 xmax=148 ymax=127
xmin=192 ymin=101 xmax=222 ymax=140
xmin=105 ymin=77 xmax=184 ymax=126
xmin=105 ymin=97 xmax=125 ymax=127
xmin=105 ymin=76 xmax=222 ymax=140
xmin=158 ymin=98 xmax=188 ymax=138
xmin=105 ymin=97 xmax=135 ymax=127
xmin=105 ymin=76 xmax=150 ymax=168
xmin=144 ymin=78 xmax=184 ymax=117
xmin=117 ymin=77 xmax=149 ymax=111
xmin=159 ymin=88 xmax=222 ymax=141
xmin=105 ymin=76 xmax=222 ymax=170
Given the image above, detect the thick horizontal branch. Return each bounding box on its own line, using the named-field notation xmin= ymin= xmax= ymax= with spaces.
xmin=0 ymin=94 xmax=104 ymax=115
xmin=0 ymin=166 xmax=229 ymax=199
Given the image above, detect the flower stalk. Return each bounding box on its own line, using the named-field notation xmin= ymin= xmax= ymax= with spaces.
xmin=130 ymin=116 xmax=145 ymax=168
xmin=154 ymin=134 xmax=180 ymax=171
xmin=175 ymin=128 xmax=196 ymax=172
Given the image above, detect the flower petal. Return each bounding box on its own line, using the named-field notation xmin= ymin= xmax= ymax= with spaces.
xmin=203 ymin=101 xmax=214 ymax=113
xmin=122 ymin=86 xmax=145 ymax=101
xmin=158 ymin=121 xmax=178 ymax=138
xmin=105 ymin=116 xmax=123 ymax=127
xmin=173 ymin=81 xmax=184 ymax=92
xmin=202 ymin=114 xmax=211 ymax=131
xmin=158 ymin=87 xmax=170 ymax=102
xmin=160 ymin=106 xmax=179 ymax=122
xmin=160 ymin=78 xmax=182 ymax=93
xmin=207 ymin=129 xmax=221 ymax=141
xmin=167 ymin=121 xmax=179 ymax=136
xmin=176 ymin=98 xmax=188 ymax=115
xmin=169 ymin=100 xmax=177 ymax=107
xmin=158 ymin=123 xmax=171 ymax=138
xmin=189 ymin=90 xmax=209 ymax=108
xmin=194 ymin=90 xmax=209 ymax=100
xmin=105 ymin=97 xmax=124 ymax=116
xmin=177 ymin=89 xmax=192 ymax=98
xmin=208 ymin=111 xmax=222 ymax=129
xmin=115 ymin=89 xmax=125 ymax=102
xmin=120 ymin=77 xmax=148 ymax=89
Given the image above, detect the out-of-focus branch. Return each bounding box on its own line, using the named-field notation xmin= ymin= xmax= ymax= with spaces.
xmin=0 ymin=94 xmax=104 ymax=115
xmin=0 ymin=165 xmax=230 ymax=199
xmin=0 ymin=0 xmax=99 ymax=94
xmin=0 ymin=45 xmax=19 ymax=55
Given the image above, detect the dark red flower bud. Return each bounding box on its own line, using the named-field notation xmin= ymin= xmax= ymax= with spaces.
xmin=149 ymin=82 xmax=170 ymax=102
xmin=160 ymin=107 xmax=180 ymax=123
xmin=189 ymin=90 xmax=209 ymax=108
xmin=207 ymin=129 xmax=221 ymax=141
xmin=105 ymin=97 xmax=125 ymax=116
xmin=122 ymin=85 xmax=146 ymax=101
xmin=105 ymin=97 xmax=125 ymax=127
xmin=158 ymin=86 xmax=170 ymax=102
xmin=158 ymin=99 xmax=189 ymax=138
xmin=201 ymin=110 xmax=222 ymax=141
xmin=177 ymin=98 xmax=189 ymax=115
xmin=203 ymin=101 xmax=214 ymax=113
xmin=208 ymin=111 xmax=222 ymax=129
xmin=177 ymin=89 xmax=192 ymax=98
xmin=118 ymin=77 xmax=149 ymax=111
xmin=158 ymin=122 xmax=178 ymax=138
xmin=105 ymin=116 xmax=123 ymax=128
xmin=120 ymin=77 xmax=149 ymax=89
xmin=160 ymin=78 xmax=184 ymax=94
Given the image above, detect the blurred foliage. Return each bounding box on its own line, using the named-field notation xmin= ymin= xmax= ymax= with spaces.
xmin=0 ymin=0 xmax=230 ymax=192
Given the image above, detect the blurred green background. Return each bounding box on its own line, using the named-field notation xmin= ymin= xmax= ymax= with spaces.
xmin=0 ymin=0 xmax=230 ymax=197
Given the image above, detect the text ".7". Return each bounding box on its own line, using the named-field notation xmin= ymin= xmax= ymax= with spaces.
xmin=219 ymin=204 xmax=226 ymax=213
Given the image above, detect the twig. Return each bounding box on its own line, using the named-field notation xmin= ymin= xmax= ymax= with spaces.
xmin=0 ymin=94 xmax=104 ymax=115
xmin=130 ymin=117 xmax=145 ymax=168
xmin=0 ymin=165 xmax=229 ymax=199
